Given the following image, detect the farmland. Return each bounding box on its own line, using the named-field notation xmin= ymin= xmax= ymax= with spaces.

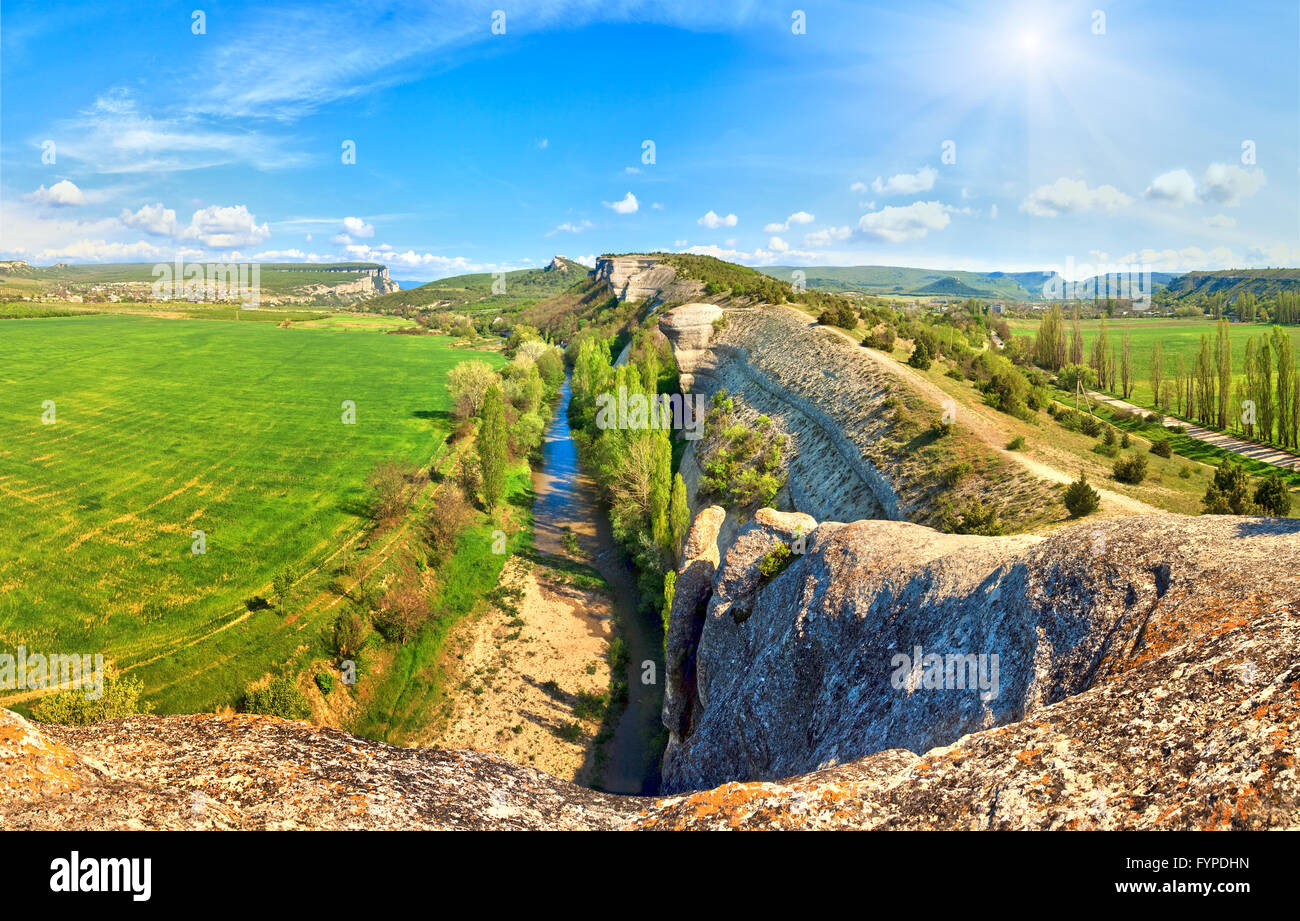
xmin=0 ymin=314 xmax=503 ymax=717
xmin=1006 ymin=317 xmax=1300 ymax=408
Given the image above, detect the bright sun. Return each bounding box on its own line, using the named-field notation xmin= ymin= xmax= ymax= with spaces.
xmin=1017 ymin=30 xmax=1040 ymax=54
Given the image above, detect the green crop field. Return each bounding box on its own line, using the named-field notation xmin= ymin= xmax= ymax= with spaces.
xmin=1007 ymin=317 xmax=1300 ymax=409
xmin=0 ymin=314 xmax=500 ymax=715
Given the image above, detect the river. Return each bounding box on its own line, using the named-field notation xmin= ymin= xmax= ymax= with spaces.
xmin=532 ymin=374 xmax=665 ymax=794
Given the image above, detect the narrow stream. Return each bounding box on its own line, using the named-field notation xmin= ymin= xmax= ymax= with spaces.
xmin=532 ymin=374 xmax=665 ymax=794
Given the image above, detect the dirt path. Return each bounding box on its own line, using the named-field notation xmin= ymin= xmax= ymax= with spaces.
xmin=429 ymin=558 xmax=615 ymax=784
xmin=1088 ymin=391 xmax=1300 ymax=471
xmin=790 ymin=307 xmax=1160 ymax=517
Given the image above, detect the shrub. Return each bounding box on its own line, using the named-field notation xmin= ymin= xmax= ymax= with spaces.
xmin=907 ymin=337 xmax=934 ymax=370
xmin=1254 ymin=473 xmax=1293 ymax=516
xmin=243 ymin=676 xmax=312 ymax=721
xmin=1092 ymin=443 xmax=1119 ymax=458
xmin=1079 ymin=414 xmax=1103 ymax=438
xmin=1063 ymin=471 xmax=1101 ymax=518
xmin=862 ymin=325 xmax=896 ymax=351
xmin=1150 ymin=440 xmax=1172 ymax=458
xmin=940 ymin=461 xmax=973 ymax=487
xmin=32 ymin=668 xmax=154 ymax=726
xmin=1006 ymin=435 xmax=1026 ymax=451
xmin=315 ymin=672 xmax=335 ymax=695
xmin=423 ymin=482 xmax=473 ymax=556
xmin=941 ymin=500 xmax=1004 ymax=536
xmin=1120 ymin=432 xmax=1132 ymax=449
xmin=333 ymin=608 xmax=367 ymax=658
xmin=1202 ymin=457 xmax=1257 ymax=515
xmin=1113 ymin=452 xmax=1148 ymax=485
xmin=1102 ymin=425 xmax=1116 ymax=446
xmin=757 ymin=543 xmax=796 ymax=581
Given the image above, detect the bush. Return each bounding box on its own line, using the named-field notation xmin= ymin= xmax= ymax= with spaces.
xmin=1120 ymin=432 xmax=1132 ymax=449
xmin=1063 ymin=471 xmax=1101 ymax=518
xmin=757 ymin=543 xmax=795 ymax=581
xmin=1202 ymin=457 xmax=1257 ymax=515
xmin=1254 ymin=473 xmax=1293 ymax=516
xmin=1006 ymin=435 xmax=1026 ymax=451
xmin=941 ymin=500 xmax=1004 ymax=535
xmin=243 ymin=676 xmax=312 ymax=721
xmin=315 ymin=672 xmax=335 ymax=695
xmin=940 ymin=461 xmax=973 ymax=487
xmin=1150 ymin=440 xmax=1173 ymax=458
xmin=1092 ymin=443 xmax=1119 ymax=458
xmin=1079 ymin=414 xmax=1103 ymax=438
xmin=907 ymin=337 xmax=934 ymax=370
xmin=862 ymin=325 xmax=896 ymax=351
xmin=1113 ymin=452 xmax=1148 ymax=485
xmin=32 ymin=668 xmax=154 ymax=726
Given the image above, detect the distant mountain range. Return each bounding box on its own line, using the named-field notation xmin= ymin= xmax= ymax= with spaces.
xmin=759 ymin=264 xmax=1181 ymax=301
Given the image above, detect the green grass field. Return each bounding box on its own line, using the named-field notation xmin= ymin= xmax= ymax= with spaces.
xmin=0 ymin=314 xmax=500 ymax=715
xmin=1008 ymin=317 xmax=1300 ymax=409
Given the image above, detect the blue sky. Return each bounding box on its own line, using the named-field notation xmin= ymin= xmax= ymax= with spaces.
xmin=1 ymin=0 xmax=1296 ymax=280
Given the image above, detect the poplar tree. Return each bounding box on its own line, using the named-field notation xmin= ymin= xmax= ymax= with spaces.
xmin=478 ymin=384 xmax=508 ymax=509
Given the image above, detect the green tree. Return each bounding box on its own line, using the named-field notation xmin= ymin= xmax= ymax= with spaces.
xmin=1202 ymin=457 xmax=1258 ymax=515
xmin=478 ymin=384 xmax=508 ymax=509
xmin=1063 ymin=471 xmax=1100 ymax=518
xmin=648 ymin=432 xmax=672 ymax=557
xmin=668 ymin=472 xmax=691 ymax=561
xmin=1254 ymin=473 xmax=1293 ymax=517
xmin=272 ymin=564 xmax=298 ymax=615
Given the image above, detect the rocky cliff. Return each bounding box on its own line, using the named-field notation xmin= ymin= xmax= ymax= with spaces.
xmin=659 ymin=304 xmax=1063 ymax=536
xmin=5 ymin=511 xmax=1296 ymax=830
xmin=592 ymin=254 xmax=698 ymax=304
xmin=659 ymin=506 xmax=1300 ymax=830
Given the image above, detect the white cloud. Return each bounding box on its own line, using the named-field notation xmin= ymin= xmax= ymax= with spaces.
xmin=857 ymin=201 xmax=952 ymax=242
xmin=1020 ymin=178 xmax=1131 ymax=217
xmin=849 ymin=181 xmax=868 ymax=193
xmin=678 ymin=243 xmax=818 ymax=266
xmin=27 ymin=180 xmax=86 ymax=207
xmin=536 ymin=138 xmax=549 ymax=149
xmin=119 ymin=202 xmax=180 ymax=235
xmin=1246 ymin=243 xmax=1300 ymax=266
xmin=185 ymin=204 xmax=270 ymax=248
xmin=1144 ymin=169 xmax=1198 ymax=206
xmin=1117 ymin=246 xmax=1239 ymax=272
xmin=651 ymin=202 xmax=663 ymax=210
xmin=341 ymin=216 xmax=374 ymax=238
xmin=604 ymin=192 xmax=639 ymax=214
xmin=803 ymin=225 xmax=852 ymax=247
xmin=545 ymin=219 xmax=594 ymax=237
xmin=698 ymin=210 xmax=738 ymax=229
xmin=768 ymin=236 xmax=789 ymax=252
xmin=870 ymin=166 xmax=937 ymax=197
xmin=1200 ymin=163 xmax=1266 ymax=206
xmin=990 ymin=204 xmax=999 ymax=220
xmin=1205 ymin=213 xmax=1236 ymax=229
xmin=762 ymin=211 xmax=814 ymax=233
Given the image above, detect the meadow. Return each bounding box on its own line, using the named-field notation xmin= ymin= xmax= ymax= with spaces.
xmin=1006 ymin=317 xmax=1300 ymax=409
xmin=0 ymin=314 xmax=501 ymax=716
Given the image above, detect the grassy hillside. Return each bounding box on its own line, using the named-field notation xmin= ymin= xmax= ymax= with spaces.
xmin=0 ymin=314 xmax=499 ymax=716
xmin=0 ymin=261 xmax=389 ymax=298
xmin=364 ymin=257 xmax=588 ymax=315
xmin=760 ymin=264 xmax=1035 ymax=300
xmin=1166 ymin=268 xmax=1300 ymax=302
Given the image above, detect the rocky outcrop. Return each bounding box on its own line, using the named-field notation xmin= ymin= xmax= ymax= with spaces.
xmin=658 ymin=303 xmax=722 ymax=390
xmin=659 ymin=305 xmax=1062 ymax=535
xmin=592 ymin=255 xmax=701 ymax=305
xmin=6 ymin=511 xmax=1297 ymax=830
xmin=659 ymin=510 xmax=1300 ymax=814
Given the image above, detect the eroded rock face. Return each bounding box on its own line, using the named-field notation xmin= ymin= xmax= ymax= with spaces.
xmin=593 ymin=255 xmax=679 ymax=303
xmin=659 ymin=511 xmax=1300 ymax=830
xmin=4 ymin=515 xmax=1297 ymax=830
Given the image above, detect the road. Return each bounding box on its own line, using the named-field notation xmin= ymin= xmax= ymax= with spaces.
xmin=1087 ymin=391 xmax=1300 ymax=471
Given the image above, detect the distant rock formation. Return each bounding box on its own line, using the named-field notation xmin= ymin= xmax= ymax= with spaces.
xmin=593 ymin=255 xmax=681 ymax=303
